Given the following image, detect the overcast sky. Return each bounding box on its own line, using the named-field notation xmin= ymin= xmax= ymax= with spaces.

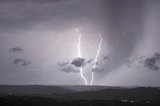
xmin=0 ymin=0 xmax=160 ymax=86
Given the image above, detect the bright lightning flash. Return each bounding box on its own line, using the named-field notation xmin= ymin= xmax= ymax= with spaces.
xmin=76 ymin=28 xmax=88 ymax=85
xmin=90 ymin=33 xmax=103 ymax=85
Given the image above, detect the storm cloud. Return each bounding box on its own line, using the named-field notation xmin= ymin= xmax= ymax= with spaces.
xmin=61 ymin=66 xmax=79 ymax=73
xmin=0 ymin=0 xmax=160 ymax=86
xmin=14 ymin=58 xmax=30 ymax=66
xmin=57 ymin=61 xmax=79 ymax=73
xmin=71 ymin=58 xmax=85 ymax=67
xmin=8 ymin=47 xmax=23 ymax=53
xmin=144 ymin=53 xmax=160 ymax=71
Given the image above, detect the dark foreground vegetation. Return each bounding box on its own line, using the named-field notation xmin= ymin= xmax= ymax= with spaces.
xmin=0 ymin=85 xmax=160 ymax=106
xmin=0 ymin=95 xmax=160 ymax=106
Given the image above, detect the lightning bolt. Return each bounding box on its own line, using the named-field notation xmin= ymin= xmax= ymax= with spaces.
xmin=42 ymin=36 xmax=63 ymax=68
xmin=76 ymin=28 xmax=88 ymax=85
xmin=90 ymin=33 xmax=102 ymax=85
xmin=76 ymin=28 xmax=82 ymax=58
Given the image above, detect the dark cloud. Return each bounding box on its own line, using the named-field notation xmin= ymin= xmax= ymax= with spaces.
xmin=61 ymin=66 xmax=79 ymax=73
xmin=145 ymin=58 xmax=159 ymax=71
xmin=8 ymin=47 xmax=23 ymax=53
xmin=57 ymin=60 xmax=79 ymax=73
xmin=144 ymin=53 xmax=160 ymax=71
xmin=125 ymin=53 xmax=160 ymax=71
xmin=58 ymin=58 xmax=95 ymax=73
xmin=71 ymin=57 xmax=85 ymax=67
xmin=155 ymin=53 xmax=160 ymax=60
xmin=14 ymin=58 xmax=30 ymax=66
xmin=58 ymin=57 xmax=105 ymax=73
xmin=125 ymin=55 xmax=145 ymax=69
xmin=59 ymin=56 xmax=109 ymax=74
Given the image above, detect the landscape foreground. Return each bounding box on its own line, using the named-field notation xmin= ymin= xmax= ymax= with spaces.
xmin=0 ymin=85 xmax=160 ymax=106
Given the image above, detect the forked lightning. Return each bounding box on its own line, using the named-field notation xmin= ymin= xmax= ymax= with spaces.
xmin=90 ymin=33 xmax=102 ymax=85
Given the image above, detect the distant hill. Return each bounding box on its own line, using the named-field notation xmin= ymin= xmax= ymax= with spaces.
xmin=65 ymin=85 xmax=108 ymax=92
xmin=0 ymin=85 xmax=160 ymax=101
xmin=0 ymin=85 xmax=75 ymax=95
xmin=0 ymin=85 xmax=137 ymax=94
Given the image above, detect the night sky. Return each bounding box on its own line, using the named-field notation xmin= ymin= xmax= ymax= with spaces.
xmin=0 ymin=0 xmax=160 ymax=86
